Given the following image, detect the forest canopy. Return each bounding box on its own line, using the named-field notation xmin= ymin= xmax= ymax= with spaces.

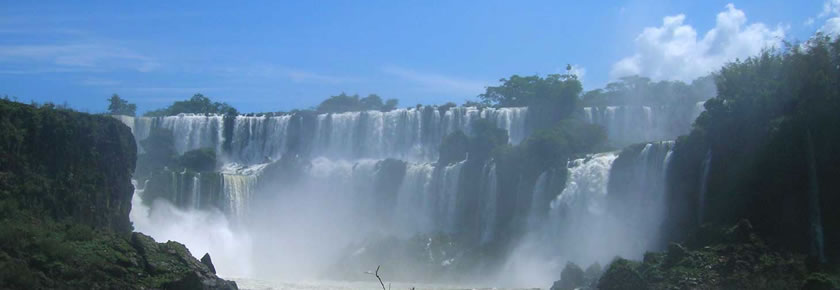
xmin=315 ymin=93 xmax=398 ymax=113
xmin=144 ymin=94 xmax=238 ymax=116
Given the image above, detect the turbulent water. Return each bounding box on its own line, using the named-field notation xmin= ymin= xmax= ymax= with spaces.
xmin=505 ymin=142 xmax=674 ymax=286
xmin=121 ymin=103 xmax=698 ymax=287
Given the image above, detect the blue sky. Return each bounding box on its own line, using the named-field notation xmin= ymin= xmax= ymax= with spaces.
xmin=0 ymin=0 xmax=833 ymax=114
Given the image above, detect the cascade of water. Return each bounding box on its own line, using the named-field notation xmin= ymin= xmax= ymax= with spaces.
xmin=158 ymin=114 xmax=226 ymax=155
xmin=528 ymin=171 xmax=552 ymax=227
xmin=394 ymin=162 xmax=436 ymax=236
xmin=113 ymin=115 xmax=136 ymax=134
xmin=192 ymin=173 xmax=201 ymax=209
xmin=582 ymin=105 xmax=705 ymax=146
xmin=698 ymin=149 xmax=712 ymax=224
xmin=230 ymin=115 xmax=292 ymax=164
xmin=439 ymin=160 xmax=466 ymax=233
xmin=123 ymin=107 xmax=527 ymax=165
xmin=221 ymin=163 xmax=268 ymax=218
xmin=480 ymin=162 xmax=499 ymax=244
xmin=550 ymin=153 xmax=618 ymax=220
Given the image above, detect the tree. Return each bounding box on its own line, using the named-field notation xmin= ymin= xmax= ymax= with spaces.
xmin=316 ymin=93 xmax=399 ymax=113
xmin=144 ymin=93 xmax=238 ymax=116
xmin=107 ymin=94 xmax=136 ymax=116
xmin=480 ymin=73 xmax=582 ymax=128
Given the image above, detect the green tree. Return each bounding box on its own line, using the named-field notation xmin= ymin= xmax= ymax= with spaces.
xmin=107 ymin=94 xmax=137 ymax=116
xmin=316 ymin=93 xmax=399 ymax=113
xmin=480 ymin=72 xmax=582 ymax=129
xmin=144 ymin=94 xmax=238 ymax=116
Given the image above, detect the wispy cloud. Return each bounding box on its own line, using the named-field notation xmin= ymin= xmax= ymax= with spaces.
xmin=381 ymin=65 xmax=486 ymax=96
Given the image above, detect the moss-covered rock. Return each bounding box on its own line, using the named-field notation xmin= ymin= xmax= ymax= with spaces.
xmin=591 ymin=221 xmax=839 ymax=290
xmin=598 ymin=258 xmax=647 ymax=290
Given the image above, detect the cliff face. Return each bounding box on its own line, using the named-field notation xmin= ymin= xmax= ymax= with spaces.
xmin=0 ymin=100 xmax=135 ymax=233
xmin=0 ymin=100 xmax=237 ymax=289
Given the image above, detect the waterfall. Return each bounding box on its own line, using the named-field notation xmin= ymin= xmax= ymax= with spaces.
xmin=123 ymin=107 xmax=527 ymax=165
xmin=192 ymin=173 xmax=201 ymax=209
xmin=221 ymin=163 xmax=268 ymax=218
xmin=581 ymin=105 xmax=705 ymax=146
xmin=439 ymin=160 xmax=466 ymax=233
xmin=157 ymin=114 xmax=226 ymax=155
xmin=805 ymin=130 xmax=826 ymax=263
xmin=550 ymin=153 xmax=617 ymax=220
xmin=528 ymin=171 xmax=552 ymax=227
xmin=394 ymin=162 xmax=437 ymax=236
xmin=113 ymin=115 xmax=136 ymax=134
xmin=230 ymin=115 xmax=293 ymax=164
xmin=698 ymin=149 xmax=712 ymax=224
xmin=480 ymin=162 xmax=499 ymax=244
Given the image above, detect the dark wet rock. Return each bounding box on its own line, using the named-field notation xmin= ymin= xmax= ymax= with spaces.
xmin=201 ymin=253 xmax=217 ymax=274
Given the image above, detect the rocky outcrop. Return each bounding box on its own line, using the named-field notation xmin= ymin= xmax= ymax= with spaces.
xmin=590 ymin=221 xmax=836 ymax=290
xmin=201 ymin=253 xmax=217 ymax=274
xmin=0 ymin=100 xmax=136 ymax=233
xmin=0 ymin=100 xmax=237 ymax=289
xmin=131 ymin=233 xmax=237 ymax=290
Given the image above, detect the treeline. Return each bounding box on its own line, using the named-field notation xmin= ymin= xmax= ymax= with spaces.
xmin=106 ymin=65 xmax=714 ymax=118
xmin=581 ymin=75 xmax=715 ymax=107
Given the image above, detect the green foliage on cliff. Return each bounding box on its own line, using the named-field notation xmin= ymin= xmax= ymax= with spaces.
xmin=665 ymin=35 xmax=840 ymax=264
xmin=0 ymin=99 xmax=136 ymax=233
xmin=316 ymin=93 xmax=399 ymax=113
xmin=0 ymin=212 xmax=233 ymax=289
xmin=595 ymin=221 xmax=829 ymax=290
xmin=0 ymin=99 xmax=237 ymax=289
xmin=144 ymin=93 xmax=238 ymax=116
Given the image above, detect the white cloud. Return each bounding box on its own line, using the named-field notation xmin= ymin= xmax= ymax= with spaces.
xmin=381 ymin=65 xmax=486 ymax=96
xmin=815 ymin=0 xmax=840 ymax=35
xmin=611 ymin=3 xmax=784 ymax=82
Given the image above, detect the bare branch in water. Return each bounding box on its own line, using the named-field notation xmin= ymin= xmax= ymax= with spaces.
xmin=365 ymin=265 xmax=386 ymax=290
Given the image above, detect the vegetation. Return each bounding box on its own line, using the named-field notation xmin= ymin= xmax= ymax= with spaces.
xmin=107 ymin=94 xmax=137 ymax=116
xmin=315 ymin=93 xmax=399 ymax=113
xmin=581 ymin=75 xmax=715 ymax=107
xmin=480 ymin=67 xmax=582 ymax=129
xmin=0 ymin=99 xmax=136 ymax=233
xmin=593 ymin=221 xmax=822 ymax=290
xmin=144 ymin=93 xmax=238 ymax=116
xmin=0 ymin=100 xmax=236 ymax=289
xmin=587 ymin=34 xmax=840 ymax=290
xmin=664 ymin=35 xmax=840 ymax=264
